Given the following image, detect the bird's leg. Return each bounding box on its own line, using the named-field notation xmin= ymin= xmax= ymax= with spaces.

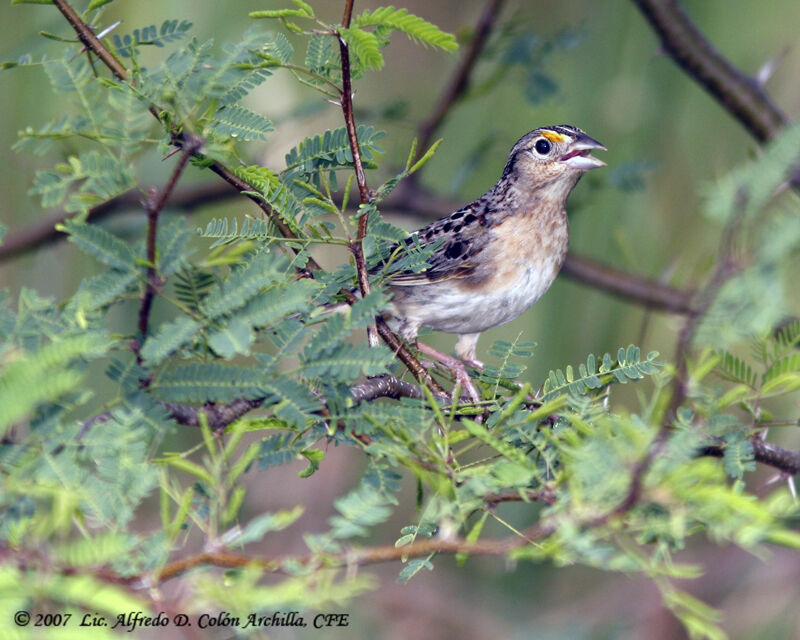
xmin=454 ymin=333 xmax=483 ymax=369
xmin=415 ymin=340 xmax=481 ymax=403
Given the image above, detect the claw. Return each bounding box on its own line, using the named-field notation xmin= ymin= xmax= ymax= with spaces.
xmin=416 ymin=341 xmax=481 ymax=403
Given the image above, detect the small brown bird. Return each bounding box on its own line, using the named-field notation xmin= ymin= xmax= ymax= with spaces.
xmin=381 ymin=125 xmax=606 ymax=397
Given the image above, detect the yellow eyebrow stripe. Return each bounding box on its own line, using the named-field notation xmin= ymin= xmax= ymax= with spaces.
xmin=541 ymin=130 xmax=567 ymax=143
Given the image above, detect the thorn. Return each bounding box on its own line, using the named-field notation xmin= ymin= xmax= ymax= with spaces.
xmin=756 ymin=48 xmax=789 ymax=86
xmin=789 ymin=476 xmax=797 ymax=503
xmin=161 ymin=147 xmax=182 ymax=161
xmin=764 ymin=472 xmax=783 ymax=486
xmin=95 ymin=20 xmax=123 ymax=40
xmin=73 ymin=20 xmax=123 ymax=58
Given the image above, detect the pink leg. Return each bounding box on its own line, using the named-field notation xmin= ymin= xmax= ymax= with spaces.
xmin=416 ymin=341 xmax=482 ymax=403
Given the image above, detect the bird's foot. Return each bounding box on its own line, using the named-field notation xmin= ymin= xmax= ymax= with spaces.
xmin=415 ymin=341 xmax=481 ymax=403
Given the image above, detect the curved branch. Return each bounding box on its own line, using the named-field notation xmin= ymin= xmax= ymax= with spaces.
xmin=153 ymin=523 xmax=546 ymax=583
xmin=630 ymin=0 xmax=787 ymax=142
xmin=416 ymin=0 xmax=507 ymax=154
xmin=161 ymin=398 xmax=265 ymax=430
xmin=350 ymin=375 xmax=426 ymax=403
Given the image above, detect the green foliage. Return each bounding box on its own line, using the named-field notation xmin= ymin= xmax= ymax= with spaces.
xmin=542 ymin=345 xmax=661 ymax=399
xmin=3 ymin=3 xmax=800 ymax=638
xmin=355 ymin=7 xmax=458 ymax=51
xmin=284 ymin=125 xmax=386 ymax=177
xmin=111 ymin=20 xmax=193 ymax=58
xmin=329 ymin=464 xmax=400 ymax=538
xmin=498 ymin=27 xmax=586 ymax=105
xmin=209 ymin=104 xmax=273 ymax=141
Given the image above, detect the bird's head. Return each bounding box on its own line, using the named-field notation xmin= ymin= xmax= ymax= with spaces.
xmin=502 ymin=125 xmax=606 ymax=195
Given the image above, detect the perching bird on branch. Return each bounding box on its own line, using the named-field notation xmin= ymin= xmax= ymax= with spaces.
xmin=381 ymin=125 xmax=606 ymax=399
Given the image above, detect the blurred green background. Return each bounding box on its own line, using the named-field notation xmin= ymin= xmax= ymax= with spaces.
xmin=2 ymin=1 xmax=799 ymax=638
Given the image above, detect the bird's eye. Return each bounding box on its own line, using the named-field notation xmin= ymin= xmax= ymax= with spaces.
xmin=534 ymin=138 xmax=551 ymax=155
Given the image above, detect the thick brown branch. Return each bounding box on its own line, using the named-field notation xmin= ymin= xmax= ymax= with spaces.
xmin=349 ymin=374 xmax=426 ymax=403
xmin=2 ymin=185 xmax=698 ymax=323
xmin=561 ymin=253 xmax=697 ymax=315
xmin=483 ymin=487 xmax=557 ymax=507
xmin=416 ymin=0 xmax=506 ymax=154
xmin=700 ymin=437 xmax=800 ymax=476
xmin=630 ymin=0 xmax=787 ymax=143
xmin=162 ymin=398 xmax=264 ymax=429
xmin=161 ymin=374 xmax=441 ymax=431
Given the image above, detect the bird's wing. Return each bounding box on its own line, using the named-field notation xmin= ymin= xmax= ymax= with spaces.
xmin=386 ymin=202 xmax=494 ymax=286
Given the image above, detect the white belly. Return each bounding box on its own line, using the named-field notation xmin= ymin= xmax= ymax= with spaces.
xmin=389 ymin=258 xmax=561 ymax=337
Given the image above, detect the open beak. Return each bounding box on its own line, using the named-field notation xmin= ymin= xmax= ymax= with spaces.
xmin=560 ymin=133 xmax=606 ymax=170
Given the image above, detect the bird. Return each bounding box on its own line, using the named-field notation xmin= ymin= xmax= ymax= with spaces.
xmin=378 ymin=125 xmax=606 ymax=399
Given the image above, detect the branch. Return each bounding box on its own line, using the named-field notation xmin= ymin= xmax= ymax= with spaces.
xmin=51 ymin=0 xmax=322 ymax=275
xmin=349 ymin=375 xmax=426 ymax=403
xmin=700 ymin=437 xmax=800 ymax=476
xmin=136 ymin=137 xmax=201 ymax=360
xmin=1 ymin=186 xmax=698 ymax=319
xmin=204 ymin=160 xmax=321 ymax=274
xmin=337 ymin=4 xmax=375 ymax=347
xmin=416 ymin=0 xmax=506 ymax=154
xmin=630 ymin=0 xmax=787 ymax=143
xmin=483 ymin=487 xmax=557 ymax=507
xmin=152 ymin=523 xmax=547 ymax=584
xmin=0 ymin=184 xmax=230 ymax=264
xmin=161 ymin=398 xmax=264 ymax=429
xmin=161 ymin=374 xmax=437 ymax=432
xmin=561 ymin=253 xmax=697 ymax=315
xmin=334 ymin=2 xmax=446 ymax=390
xmin=667 ymin=191 xmax=744 ymax=417
xmin=52 ymin=0 xmax=128 ymax=81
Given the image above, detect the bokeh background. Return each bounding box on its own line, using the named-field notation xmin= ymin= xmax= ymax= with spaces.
xmin=2 ymin=1 xmax=800 ymax=638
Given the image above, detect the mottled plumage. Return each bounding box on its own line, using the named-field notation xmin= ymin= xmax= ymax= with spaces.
xmin=381 ymin=125 xmax=606 ymax=365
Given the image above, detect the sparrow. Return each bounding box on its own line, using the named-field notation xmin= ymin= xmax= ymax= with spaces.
xmin=379 ymin=125 xmax=606 ymax=397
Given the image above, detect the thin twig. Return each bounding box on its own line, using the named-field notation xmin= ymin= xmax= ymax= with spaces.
xmin=136 ymin=137 xmax=201 ymax=361
xmin=152 ymin=522 xmax=547 ymax=583
xmin=52 ymin=0 xmax=128 ymax=81
xmin=52 ymin=0 xmax=322 ymax=275
xmin=416 ymin=0 xmax=507 ymax=155
xmin=333 ymin=1 xmax=446 ymax=390
xmin=337 ymin=1 xmax=378 ymax=348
